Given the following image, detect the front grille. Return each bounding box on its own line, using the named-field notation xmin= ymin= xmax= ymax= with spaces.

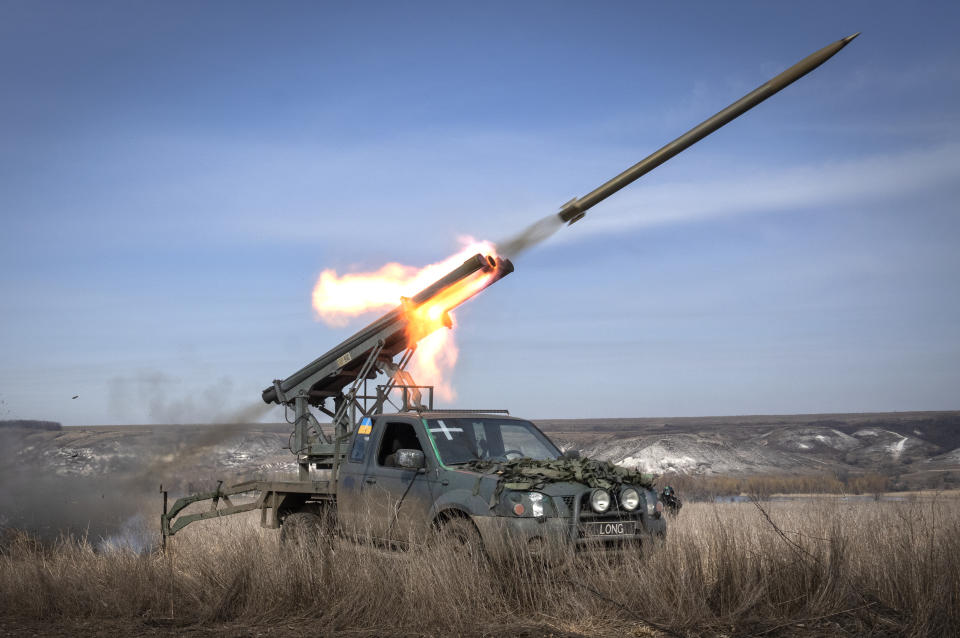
xmin=576 ymin=493 xmax=640 ymax=520
xmin=554 ymin=491 xmax=644 ymax=545
xmin=557 ymin=492 xmax=643 ymax=524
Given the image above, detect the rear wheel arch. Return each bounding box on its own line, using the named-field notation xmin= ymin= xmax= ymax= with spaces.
xmin=279 ymin=511 xmax=323 ymax=545
xmin=275 ymin=493 xmax=310 ymax=523
xmin=278 ymin=501 xmax=337 ymax=545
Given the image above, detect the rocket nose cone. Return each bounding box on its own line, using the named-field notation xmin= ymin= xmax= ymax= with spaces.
xmin=842 ymin=32 xmax=861 ymax=45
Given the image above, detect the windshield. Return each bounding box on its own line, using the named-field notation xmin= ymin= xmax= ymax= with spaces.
xmin=425 ymin=418 xmax=561 ymax=465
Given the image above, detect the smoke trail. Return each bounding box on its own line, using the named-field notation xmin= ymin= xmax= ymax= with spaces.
xmin=215 ymin=400 xmax=273 ymax=424
xmin=494 ymin=213 xmax=564 ymax=259
xmin=96 ymin=514 xmax=154 ymax=554
xmin=109 ymin=371 xmax=276 ymax=425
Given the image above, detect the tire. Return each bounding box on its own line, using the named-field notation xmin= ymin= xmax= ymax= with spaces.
xmin=280 ymin=511 xmax=329 ymax=547
xmin=438 ymin=516 xmax=484 ymax=559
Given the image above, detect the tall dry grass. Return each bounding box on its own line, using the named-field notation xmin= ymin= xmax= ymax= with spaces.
xmin=1 ymin=498 xmax=958 ymax=636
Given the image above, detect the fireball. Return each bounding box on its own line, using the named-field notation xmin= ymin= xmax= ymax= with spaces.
xmin=311 ymin=238 xmax=499 ymax=401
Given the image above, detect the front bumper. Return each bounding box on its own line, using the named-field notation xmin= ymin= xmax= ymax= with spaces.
xmin=471 ymin=511 xmax=665 ymax=560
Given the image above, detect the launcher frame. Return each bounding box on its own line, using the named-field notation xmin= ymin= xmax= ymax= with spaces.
xmin=262 ymin=253 xmax=513 ymax=481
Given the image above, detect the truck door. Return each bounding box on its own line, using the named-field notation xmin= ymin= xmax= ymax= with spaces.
xmin=337 ymin=416 xmax=376 ymax=537
xmin=360 ymin=417 xmax=436 ymax=543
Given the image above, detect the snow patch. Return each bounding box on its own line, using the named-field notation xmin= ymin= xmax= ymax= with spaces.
xmin=888 ymin=436 xmax=908 ymax=459
xmin=938 ymin=448 xmax=960 ymax=462
xmin=619 ymin=453 xmax=699 ymax=473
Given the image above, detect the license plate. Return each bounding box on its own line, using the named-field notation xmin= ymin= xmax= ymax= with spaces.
xmin=582 ymin=521 xmax=636 ymax=537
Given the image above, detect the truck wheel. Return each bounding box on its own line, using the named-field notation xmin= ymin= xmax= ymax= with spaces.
xmin=280 ymin=511 xmax=328 ymax=547
xmin=439 ymin=516 xmax=483 ymax=558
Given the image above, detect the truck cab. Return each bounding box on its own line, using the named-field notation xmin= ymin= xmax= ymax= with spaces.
xmin=336 ymin=411 xmax=666 ymax=556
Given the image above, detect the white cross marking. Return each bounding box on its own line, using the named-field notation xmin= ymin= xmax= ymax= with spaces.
xmin=429 ymin=419 xmax=463 ymax=441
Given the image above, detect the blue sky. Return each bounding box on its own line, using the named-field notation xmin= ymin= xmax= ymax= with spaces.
xmin=1 ymin=1 xmax=958 ymax=425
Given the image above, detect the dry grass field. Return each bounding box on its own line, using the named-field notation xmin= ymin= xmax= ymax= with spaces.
xmin=2 ymin=495 xmax=958 ymax=637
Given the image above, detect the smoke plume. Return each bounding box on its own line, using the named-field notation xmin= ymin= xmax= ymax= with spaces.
xmin=108 ymin=371 xmax=275 ymax=425
xmin=1 ymin=395 xmax=279 ymax=549
xmin=495 ymin=213 xmax=564 ymax=259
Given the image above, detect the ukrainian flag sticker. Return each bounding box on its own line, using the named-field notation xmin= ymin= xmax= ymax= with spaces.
xmin=357 ymin=417 xmax=373 ymax=435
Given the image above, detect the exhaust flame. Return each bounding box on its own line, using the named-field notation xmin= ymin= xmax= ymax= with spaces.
xmin=311 ymin=238 xmax=498 ymax=401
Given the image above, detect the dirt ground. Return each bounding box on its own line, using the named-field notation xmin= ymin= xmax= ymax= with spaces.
xmin=0 ymin=615 xmax=873 ymax=637
xmin=0 ymin=617 xmax=666 ymax=638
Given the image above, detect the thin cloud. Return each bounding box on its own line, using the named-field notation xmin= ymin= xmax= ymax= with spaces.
xmin=555 ymin=144 xmax=960 ymax=239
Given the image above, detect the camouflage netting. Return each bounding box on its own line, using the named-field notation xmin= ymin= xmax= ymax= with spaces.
xmin=464 ymin=457 xmax=655 ymax=508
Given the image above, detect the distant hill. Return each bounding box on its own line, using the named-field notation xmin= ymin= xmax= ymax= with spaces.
xmin=0 ymin=419 xmax=62 ymax=431
xmin=1 ymin=411 xmax=957 ymax=499
xmin=535 ymin=410 xmax=960 ymax=490
xmin=1 ymin=411 xmax=958 ymax=538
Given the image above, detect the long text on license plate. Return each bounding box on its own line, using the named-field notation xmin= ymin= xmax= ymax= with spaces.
xmin=584 ymin=521 xmax=635 ymax=536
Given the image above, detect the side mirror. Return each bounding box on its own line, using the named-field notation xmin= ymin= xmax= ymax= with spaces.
xmin=562 ymin=449 xmax=581 ymax=460
xmin=395 ymin=449 xmax=426 ymax=470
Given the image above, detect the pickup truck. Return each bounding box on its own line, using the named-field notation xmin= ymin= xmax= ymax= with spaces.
xmin=160 ymin=257 xmax=667 ymax=556
xmin=161 ymin=410 xmax=667 ymax=558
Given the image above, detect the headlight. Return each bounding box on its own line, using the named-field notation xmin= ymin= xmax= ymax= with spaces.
xmin=529 ymin=492 xmax=545 ymax=517
xmin=620 ymin=487 xmax=640 ymax=511
xmin=590 ymin=488 xmax=611 ymax=513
